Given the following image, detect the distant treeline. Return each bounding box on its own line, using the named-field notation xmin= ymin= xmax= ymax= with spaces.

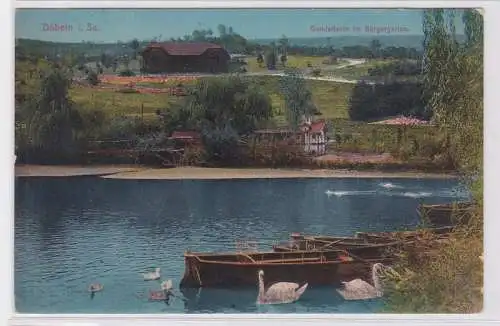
xmin=286 ymin=45 xmax=421 ymax=60
xmin=16 ymin=24 xmax=423 ymax=64
xmin=348 ymin=81 xmax=430 ymax=121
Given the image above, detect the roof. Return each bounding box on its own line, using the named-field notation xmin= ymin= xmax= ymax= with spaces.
xmin=299 ymin=120 xmax=327 ymax=133
xmin=170 ymin=131 xmax=201 ymax=139
xmin=309 ymin=120 xmax=327 ymax=133
xmin=145 ymin=42 xmax=227 ymax=56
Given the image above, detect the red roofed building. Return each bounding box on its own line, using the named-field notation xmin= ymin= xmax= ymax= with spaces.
xmin=142 ymin=42 xmax=231 ymax=74
xmin=300 ymin=118 xmax=328 ymax=155
xmin=253 ymin=117 xmax=328 ymax=156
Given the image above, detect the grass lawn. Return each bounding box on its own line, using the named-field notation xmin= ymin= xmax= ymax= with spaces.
xmin=243 ymin=75 xmax=354 ymax=121
xmin=309 ymin=81 xmax=353 ymax=119
xmin=71 ymin=74 xmax=354 ymax=122
xmin=69 ymin=86 xmax=174 ymax=116
xmin=245 ymin=55 xmax=335 ymax=72
xmin=327 ymin=119 xmax=441 ymax=154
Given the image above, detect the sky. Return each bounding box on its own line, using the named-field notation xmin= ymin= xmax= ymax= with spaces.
xmin=15 ymin=8 xmax=466 ymax=43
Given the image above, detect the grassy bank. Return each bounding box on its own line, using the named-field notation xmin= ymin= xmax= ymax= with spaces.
xmin=384 ymin=230 xmax=482 ymax=313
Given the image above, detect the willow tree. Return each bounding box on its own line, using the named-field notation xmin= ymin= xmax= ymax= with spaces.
xmin=422 ymin=7 xmax=483 ymax=233
xmin=422 ymin=9 xmax=483 ymax=194
xmin=23 ymin=66 xmax=82 ymax=161
xmin=279 ymin=68 xmax=316 ymax=129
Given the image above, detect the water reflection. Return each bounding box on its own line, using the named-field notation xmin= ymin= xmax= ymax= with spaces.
xmin=179 ymin=286 xmax=384 ymax=313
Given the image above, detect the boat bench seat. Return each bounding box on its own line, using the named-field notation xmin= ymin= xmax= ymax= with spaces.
xmin=256 ymin=257 xmax=325 ymax=264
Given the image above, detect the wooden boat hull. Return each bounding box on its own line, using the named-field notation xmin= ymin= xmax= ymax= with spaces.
xmin=355 ymin=226 xmax=454 ymax=242
xmin=179 ymin=250 xmax=393 ymax=288
xmin=273 ymin=239 xmax=401 ymax=255
xmin=418 ymin=202 xmax=475 ymax=226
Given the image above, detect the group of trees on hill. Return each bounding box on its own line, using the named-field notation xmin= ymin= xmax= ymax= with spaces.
xmin=368 ymin=60 xmax=422 ymax=77
xmin=348 ymin=81 xmax=429 ymax=121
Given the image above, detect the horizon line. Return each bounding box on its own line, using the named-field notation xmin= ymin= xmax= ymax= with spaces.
xmin=16 ymin=34 xmax=438 ymax=45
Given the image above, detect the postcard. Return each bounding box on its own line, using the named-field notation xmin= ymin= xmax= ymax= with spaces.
xmin=14 ymin=8 xmax=483 ymax=314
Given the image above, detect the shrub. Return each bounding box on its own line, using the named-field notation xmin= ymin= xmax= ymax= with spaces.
xmin=119 ymin=69 xmax=136 ymax=77
xmin=348 ymin=81 xmax=428 ymax=121
xmin=116 ymin=87 xmax=139 ymax=94
xmin=322 ymin=56 xmax=338 ymax=65
xmin=86 ymin=70 xmax=99 ymax=86
xmin=98 ymin=116 xmax=142 ymax=140
xmin=384 ymin=231 xmax=482 ymax=313
xmin=181 ymin=146 xmax=206 ymax=166
xmin=311 ymin=68 xmax=322 ymax=77
xmin=248 ymin=145 xmax=312 ymax=168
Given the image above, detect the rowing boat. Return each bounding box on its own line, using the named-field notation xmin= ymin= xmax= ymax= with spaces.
xmin=355 ymin=226 xmax=454 ymax=242
xmin=418 ymin=202 xmax=475 ymax=226
xmin=179 ymin=249 xmax=393 ymax=288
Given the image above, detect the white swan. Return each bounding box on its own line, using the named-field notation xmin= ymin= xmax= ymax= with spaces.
xmin=336 ymin=263 xmax=388 ymax=300
xmin=256 ymin=269 xmax=308 ymax=305
xmin=161 ymin=279 xmax=173 ymax=291
xmin=143 ymin=267 xmax=161 ymax=281
xmin=88 ymin=283 xmax=103 ymax=293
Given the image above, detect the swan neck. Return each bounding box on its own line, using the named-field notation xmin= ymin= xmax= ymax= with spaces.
xmin=372 ymin=267 xmax=382 ymax=293
xmin=258 ymin=275 xmax=265 ymax=299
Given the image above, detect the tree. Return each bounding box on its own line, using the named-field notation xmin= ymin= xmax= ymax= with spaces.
xmin=257 ymin=53 xmax=264 ymax=67
xmin=23 ymin=67 xmax=82 ymax=160
xmin=100 ymin=52 xmax=112 ymax=68
xmin=173 ymin=76 xmax=273 ymax=163
xmin=279 ymin=68 xmax=316 ymax=129
xmin=112 ymin=58 xmax=118 ymax=72
xmin=370 ymin=39 xmax=382 ymax=59
xmin=129 ymin=39 xmax=140 ymax=60
xmin=138 ymin=55 xmax=145 ymax=75
xmin=217 ymin=24 xmax=227 ymax=37
xmin=280 ymin=54 xmax=287 ymax=67
xmin=279 ymin=35 xmax=288 ymax=67
xmin=122 ymin=54 xmax=130 ymax=70
xmin=265 ymin=42 xmax=277 ymax=70
xmin=87 ymin=69 xmax=99 ymax=85
xmin=422 ymin=9 xmax=483 ymax=173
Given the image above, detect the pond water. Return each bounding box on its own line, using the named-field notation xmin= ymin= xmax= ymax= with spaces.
xmin=14 ymin=176 xmax=469 ymax=313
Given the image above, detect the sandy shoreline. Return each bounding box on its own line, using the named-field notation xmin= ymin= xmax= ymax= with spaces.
xmin=14 ymin=165 xmax=141 ymax=177
xmin=15 ymin=165 xmax=456 ymax=179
